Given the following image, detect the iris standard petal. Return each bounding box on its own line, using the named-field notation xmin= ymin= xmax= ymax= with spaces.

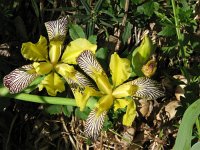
xmin=77 ymin=50 xmax=112 ymax=94
xmin=3 ymin=65 xmax=38 ymax=93
xmin=33 ymin=62 xmax=53 ymax=75
xmin=132 ymin=77 xmax=165 ymax=100
xmin=61 ymin=38 xmax=97 ymax=64
xmin=114 ymin=98 xmax=129 ymax=111
xmin=110 ymin=52 xmax=131 ymax=87
xmin=122 ymin=99 xmax=136 ymax=126
xmin=21 ymin=36 xmax=48 ymax=61
xmin=45 ymin=17 xmax=67 ymax=41
xmin=84 ymin=109 xmax=107 ymax=140
xmin=49 ymin=40 xmax=62 ymax=65
xmin=38 ymin=72 xmax=65 ymax=96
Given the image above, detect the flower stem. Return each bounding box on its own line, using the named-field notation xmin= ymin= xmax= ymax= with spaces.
xmin=0 ymin=85 xmax=96 ymax=108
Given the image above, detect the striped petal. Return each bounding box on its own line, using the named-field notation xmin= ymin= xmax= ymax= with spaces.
xmin=110 ymin=52 xmax=131 ymax=87
xmin=3 ymin=65 xmax=38 ymax=93
xmin=77 ymin=50 xmax=112 ymax=94
xmin=132 ymin=77 xmax=165 ymax=100
xmin=84 ymin=109 xmax=107 ymax=140
xmin=0 ymin=43 xmax=11 ymax=57
xmin=21 ymin=36 xmax=48 ymax=61
xmin=61 ymin=39 xmax=97 ymax=64
xmin=38 ymin=72 xmax=65 ymax=96
xmin=45 ymin=17 xmax=67 ymax=41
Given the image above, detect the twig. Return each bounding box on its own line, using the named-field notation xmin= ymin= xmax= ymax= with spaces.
xmin=60 ymin=116 xmax=78 ymax=150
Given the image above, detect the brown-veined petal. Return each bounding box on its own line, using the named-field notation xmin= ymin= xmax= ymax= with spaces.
xmin=45 ymin=17 xmax=67 ymax=41
xmin=77 ymin=50 xmax=112 ymax=94
xmin=84 ymin=109 xmax=107 ymax=140
xmin=21 ymin=36 xmax=48 ymax=61
xmin=0 ymin=43 xmax=11 ymax=57
xmin=132 ymin=77 xmax=165 ymax=100
xmin=3 ymin=65 xmax=38 ymax=93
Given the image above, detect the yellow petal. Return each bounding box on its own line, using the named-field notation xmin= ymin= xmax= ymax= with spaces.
xmin=114 ymin=99 xmax=129 ymax=111
xmin=110 ymin=53 xmax=131 ymax=87
xmin=123 ymin=99 xmax=136 ymax=126
xmin=21 ymin=36 xmax=48 ymax=61
xmin=55 ymin=63 xmax=75 ymax=78
xmin=61 ymin=38 xmax=97 ymax=64
xmin=96 ymin=95 xmax=114 ymax=116
xmin=74 ymin=86 xmax=102 ymax=111
xmin=112 ymin=81 xmax=138 ymax=98
xmin=33 ymin=62 xmax=53 ymax=75
xmin=38 ymin=72 xmax=65 ymax=96
xmin=95 ymin=73 xmax=112 ymax=94
xmin=49 ymin=40 xmax=62 ymax=65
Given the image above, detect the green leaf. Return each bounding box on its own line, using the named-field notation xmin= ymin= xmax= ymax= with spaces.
xmin=122 ymin=21 xmax=133 ymax=44
xmin=96 ymin=47 xmax=108 ymax=60
xmin=137 ymin=1 xmax=159 ymax=17
xmin=88 ymin=35 xmax=97 ymax=44
xmin=75 ymin=107 xmax=90 ymax=120
xmin=31 ymin=0 xmax=40 ymax=18
xmin=100 ymin=10 xmax=118 ymax=22
xmin=174 ymin=98 xmax=200 ymax=150
xmin=158 ymin=25 xmax=176 ymax=37
xmin=63 ymin=106 xmax=73 ymax=117
xmin=80 ymin=0 xmax=91 ymax=15
xmin=69 ymin=24 xmax=86 ymax=40
xmin=94 ymin=0 xmax=103 ymax=12
xmin=191 ymin=142 xmax=200 ymax=150
xmin=46 ymin=105 xmax=73 ymax=117
xmin=46 ymin=105 xmax=63 ymax=115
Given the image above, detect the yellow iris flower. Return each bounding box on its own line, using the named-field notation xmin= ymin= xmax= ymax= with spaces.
xmin=3 ymin=17 xmax=97 ymax=96
xmin=76 ymin=50 xmax=164 ymax=140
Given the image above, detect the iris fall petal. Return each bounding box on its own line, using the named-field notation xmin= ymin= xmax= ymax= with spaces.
xmin=3 ymin=65 xmax=38 ymax=93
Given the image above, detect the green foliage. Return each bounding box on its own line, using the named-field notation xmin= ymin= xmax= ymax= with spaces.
xmin=46 ymin=105 xmax=73 ymax=117
xmin=174 ymin=98 xmax=200 ymax=150
xmin=75 ymin=107 xmax=90 ymax=120
xmin=69 ymin=24 xmax=86 ymax=40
